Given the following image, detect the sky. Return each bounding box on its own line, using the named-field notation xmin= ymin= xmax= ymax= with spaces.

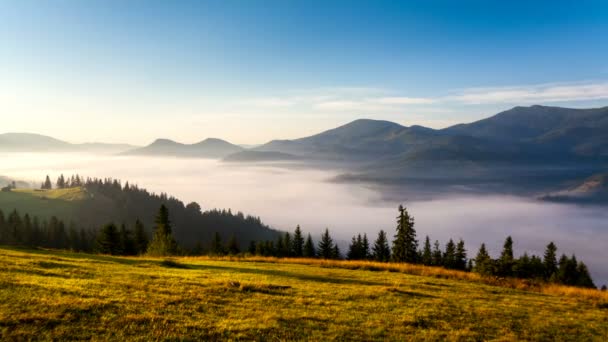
xmin=1 ymin=0 xmax=608 ymax=145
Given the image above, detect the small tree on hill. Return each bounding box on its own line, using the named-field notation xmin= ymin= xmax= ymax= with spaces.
xmin=543 ymin=242 xmax=558 ymax=280
xmin=455 ymin=239 xmax=467 ymax=270
xmin=443 ymin=239 xmax=456 ymax=269
xmin=498 ymin=236 xmax=514 ymax=276
xmin=421 ymin=236 xmax=432 ymax=265
xmin=119 ymin=224 xmax=136 ymax=255
xmin=317 ymin=228 xmax=334 ymax=259
xmin=96 ymin=223 xmax=120 ymax=255
xmin=292 ymin=225 xmax=304 ymax=257
xmin=303 ymin=233 xmax=316 ymax=258
xmin=227 ymin=235 xmax=240 ymax=255
xmin=391 ymin=205 xmax=418 ymax=263
xmin=133 ymin=219 xmax=148 ymax=254
xmin=372 ymin=230 xmax=391 ymax=262
xmin=146 ymin=205 xmax=178 ymax=256
xmin=211 ymin=232 xmax=224 ymax=255
xmin=473 ymin=243 xmax=494 ymax=276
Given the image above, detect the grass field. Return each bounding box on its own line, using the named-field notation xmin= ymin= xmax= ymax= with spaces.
xmin=1 ymin=247 xmax=607 ymax=341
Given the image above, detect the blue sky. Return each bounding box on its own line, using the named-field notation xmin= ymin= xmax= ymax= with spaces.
xmin=1 ymin=0 xmax=608 ymax=144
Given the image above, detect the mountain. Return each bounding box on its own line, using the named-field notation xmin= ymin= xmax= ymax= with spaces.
xmin=0 ymin=133 xmax=137 ymax=154
xmin=541 ymin=172 xmax=608 ymax=203
xmin=124 ymin=138 xmax=244 ymax=158
xmin=223 ymin=150 xmax=301 ymax=162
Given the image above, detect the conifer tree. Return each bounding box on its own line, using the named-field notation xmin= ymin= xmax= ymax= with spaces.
xmin=248 ymin=240 xmax=256 ymax=255
xmin=119 ymin=224 xmax=136 ymax=255
xmin=303 ymin=233 xmax=316 ymax=258
xmin=96 ymin=223 xmax=120 ymax=255
xmin=146 ymin=205 xmax=178 ymax=256
xmin=43 ymin=175 xmax=52 ymax=190
xmin=227 ymin=235 xmax=240 ymax=255
xmin=317 ymin=228 xmax=334 ymax=259
xmin=276 ymin=235 xmax=285 ymax=257
xmin=443 ymin=239 xmax=456 ymax=269
xmin=455 ymin=239 xmax=467 ymax=270
xmin=498 ymin=236 xmax=514 ymax=276
xmin=421 ymin=236 xmax=432 ymax=265
xmin=133 ymin=219 xmax=148 ymax=254
xmin=431 ymin=240 xmax=443 ymax=266
xmin=332 ymin=244 xmax=341 ymax=260
xmin=347 ymin=235 xmax=362 ymax=260
xmin=362 ymin=234 xmax=370 ymax=260
xmin=473 ymin=243 xmax=493 ymax=276
xmin=391 ymin=205 xmax=418 ymax=263
xmin=283 ymin=232 xmax=292 ymax=257
xmin=372 ymin=230 xmax=391 ymax=262
xmin=292 ymin=225 xmax=304 ymax=257
xmin=543 ymin=242 xmax=558 ymax=280
xmin=211 ymin=232 xmax=224 ymax=255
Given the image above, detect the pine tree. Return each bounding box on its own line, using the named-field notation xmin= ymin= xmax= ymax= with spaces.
xmin=248 ymin=240 xmax=256 ymax=255
xmin=421 ymin=236 xmax=432 ymax=265
xmin=498 ymin=236 xmax=514 ymax=277
xmin=347 ymin=235 xmax=362 ymax=260
xmin=372 ymin=230 xmax=391 ymax=262
xmin=133 ymin=219 xmax=148 ymax=255
xmin=362 ymin=234 xmax=370 ymax=260
xmin=96 ymin=223 xmax=120 ymax=255
xmin=43 ymin=175 xmax=52 ymax=190
xmin=146 ymin=205 xmax=178 ymax=256
xmin=292 ymin=225 xmax=304 ymax=257
xmin=119 ymin=224 xmax=136 ymax=255
xmin=211 ymin=232 xmax=224 ymax=255
xmin=543 ymin=242 xmax=558 ymax=280
xmin=431 ymin=240 xmax=443 ymax=266
xmin=443 ymin=239 xmax=456 ymax=269
xmin=332 ymin=244 xmax=341 ymax=260
xmin=303 ymin=233 xmax=316 ymax=258
xmin=473 ymin=243 xmax=494 ymax=276
xmin=276 ymin=234 xmax=285 ymax=257
xmin=227 ymin=235 xmax=240 ymax=255
xmin=317 ymin=228 xmax=334 ymax=259
xmin=391 ymin=205 xmax=418 ymax=263
xmin=455 ymin=239 xmax=467 ymax=270
xmin=283 ymin=232 xmax=292 ymax=257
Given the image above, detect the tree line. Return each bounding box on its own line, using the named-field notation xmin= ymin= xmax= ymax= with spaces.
xmin=0 ymin=185 xmax=601 ymax=289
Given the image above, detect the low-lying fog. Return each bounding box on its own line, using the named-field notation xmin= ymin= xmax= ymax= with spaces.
xmin=2 ymin=153 xmax=607 ymax=286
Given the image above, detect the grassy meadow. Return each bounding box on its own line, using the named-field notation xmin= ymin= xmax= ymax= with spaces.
xmin=1 ymin=246 xmax=607 ymax=341
xmin=0 ymin=187 xmax=86 ymax=221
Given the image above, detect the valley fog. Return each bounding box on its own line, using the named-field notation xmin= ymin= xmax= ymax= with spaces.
xmin=2 ymin=152 xmax=607 ymax=286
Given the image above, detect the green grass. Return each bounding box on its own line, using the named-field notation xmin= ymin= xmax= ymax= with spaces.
xmin=1 ymin=247 xmax=607 ymax=341
xmin=0 ymin=187 xmax=86 ymax=221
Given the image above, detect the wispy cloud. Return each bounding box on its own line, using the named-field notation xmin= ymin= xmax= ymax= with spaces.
xmin=447 ymin=82 xmax=608 ymax=104
xmin=242 ymin=80 xmax=608 ymax=112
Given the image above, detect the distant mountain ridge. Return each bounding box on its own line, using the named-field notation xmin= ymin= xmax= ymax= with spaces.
xmin=123 ymin=137 xmax=244 ymax=158
xmin=0 ymin=133 xmax=137 ymax=154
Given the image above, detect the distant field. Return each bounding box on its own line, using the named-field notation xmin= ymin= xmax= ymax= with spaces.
xmin=1 ymin=247 xmax=607 ymax=340
xmin=0 ymin=188 xmax=86 ymax=220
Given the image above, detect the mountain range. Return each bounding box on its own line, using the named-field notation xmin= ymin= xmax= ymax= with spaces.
xmin=2 ymin=105 xmax=607 ymax=201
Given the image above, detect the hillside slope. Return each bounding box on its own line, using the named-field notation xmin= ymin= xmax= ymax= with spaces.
xmin=0 ymin=183 xmax=280 ymax=248
xmin=1 ymin=247 xmax=606 ymax=340
xmin=0 ymin=133 xmax=136 ymax=153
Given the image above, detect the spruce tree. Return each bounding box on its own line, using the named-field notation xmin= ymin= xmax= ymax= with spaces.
xmin=248 ymin=240 xmax=256 ymax=255
xmin=146 ymin=205 xmax=178 ymax=256
xmin=455 ymin=239 xmax=467 ymax=270
xmin=443 ymin=239 xmax=456 ymax=269
xmin=498 ymin=236 xmax=514 ymax=277
xmin=362 ymin=234 xmax=370 ymax=260
xmin=391 ymin=205 xmax=418 ymax=263
xmin=317 ymin=228 xmax=334 ymax=259
xmin=119 ymin=224 xmax=136 ymax=255
xmin=43 ymin=175 xmax=52 ymax=190
xmin=96 ymin=223 xmax=120 ymax=255
xmin=211 ymin=232 xmax=224 ymax=255
xmin=276 ymin=235 xmax=285 ymax=257
xmin=543 ymin=242 xmax=558 ymax=280
xmin=227 ymin=235 xmax=240 ymax=255
xmin=133 ymin=219 xmax=148 ymax=255
xmin=283 ymin=232 xmax=292 ymax=257
xmin=332 ymin=244 xmax=341 ymax=260
xmin=431 ymin=240 xmax=443 ymax=266
xmin=292 ymin=225 xmax=304 ymax=257
xmin=303 ymin=233 xmax=316 ymax=258
xmin=347 ymin=235 xmax=361 ymax=260
xmin=421 ymin=236 xmax=432 ymax=265
xmin=473 ymin=243 xmax=494 ymax=276
xmin=372 ymin=230 xmax=391 ymax=262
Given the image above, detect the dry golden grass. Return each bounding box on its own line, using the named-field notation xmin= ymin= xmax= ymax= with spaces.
xmin=2 ymin=247 xmax=607 ymax=341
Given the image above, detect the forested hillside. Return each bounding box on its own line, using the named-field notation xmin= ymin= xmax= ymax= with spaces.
xmin=0 ymin=175 xmax=280 ymax=249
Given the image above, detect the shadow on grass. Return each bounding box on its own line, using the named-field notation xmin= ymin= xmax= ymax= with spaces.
xmin=186 ymin=263 xmax=385 ymax=286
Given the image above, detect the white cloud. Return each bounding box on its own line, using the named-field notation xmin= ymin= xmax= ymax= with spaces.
xmin=447 ymin=82 xmax=608 ymax=104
